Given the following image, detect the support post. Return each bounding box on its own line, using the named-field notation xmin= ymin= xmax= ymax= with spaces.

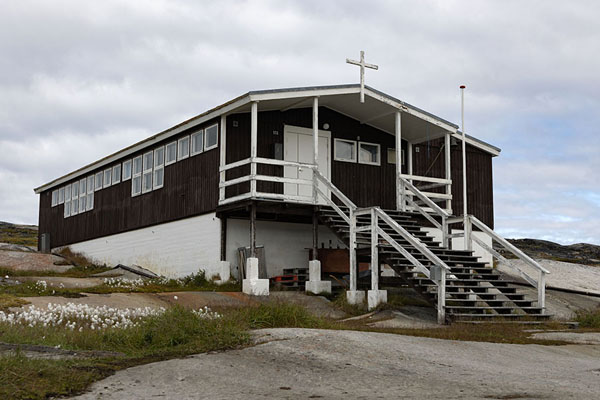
xmin=407 ymin=142 xmax=413 ymax=182
xmin=312 ymin=96 xmax=319 ymax=205
xmin=437 ymin=269 xmax=446 ymax=324
xmin=250 ymin=202 xmax=256 ymax=258
xmin=312 ymin=208 xmax=318 ymax=261
xmin=444 ymin=132 xmax=452 ymax=212
xmin=460 ymin=86 xmax=469 ymax=250
xmin=367 ymin=208 xmax=386 ymax=310
xmin=395 ymin=111 xmax=403 ymax=211
xmin=464 ymin=215 xmax=472 ymax=251
xmin=219 ymin=114 xmax=227 ymax=203
xmin=346 ymin=209 xmax=364 ymax=305
xmin=538 ymin=271 xmax=546 ymax=312
xmin=250 ymin=101 xmax=258 ymax=197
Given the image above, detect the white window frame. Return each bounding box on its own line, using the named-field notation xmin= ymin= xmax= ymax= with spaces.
xmin=204 ymin=123 xmax=218 ymax=151
xmin=58 ymin=187 xmax=65 ymax=205
xmin=51 ymin=190 xmax=58 ymax=207
xmin=177 ymin=136 xmax=190 ymax=161
xmin=78 ymin=178 xmax=87 ymax=213
xmin=64 ymin=184 xmax=72 ymax=218
xmin=86 ymin=175 xmax=94 ymax=211
xmin=112 ymin=164 xmax=121 ymax=185
xmin=103 ymin=168 xmax=112 ymax=188
xmin=122 ymin=159 xmax=132 ymax=181
xmin=387 ymin=148 xmax=405 ymax=166
xmin=153 ymin=146 xmax=165 ymax=190
xmin=71 ymin=181 xmax=79 ymax=215
xmin=191 ymin=129 xmax=204 ymax=156
xmin=142 ymin=151 xmax=153 ymax=194
xmin=165 ymin=141 xmax=177 ymax=166
xmin=334 ymin=139 xmax=357 ymax=163
xmin=358 ymin=141 xmax=381 ymax=166
xmin=131 ymin=155 xmax=142 ymax=197
xmin=95 ymin=171 xmax=103 ymax=191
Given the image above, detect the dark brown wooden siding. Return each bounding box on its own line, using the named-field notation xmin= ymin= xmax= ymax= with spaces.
xmin=38 ymin=118 xmax=221 ymax=249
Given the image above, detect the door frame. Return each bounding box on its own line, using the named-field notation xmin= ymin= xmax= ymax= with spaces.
xmin=283 ymin=124 xmax=332 ymax=202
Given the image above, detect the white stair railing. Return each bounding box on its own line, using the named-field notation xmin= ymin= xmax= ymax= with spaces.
xmin=455 ymin=215 xmax=550 ymax=311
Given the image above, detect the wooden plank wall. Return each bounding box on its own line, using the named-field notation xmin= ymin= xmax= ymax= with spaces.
xmin=38 ymin=118 xmax=220 ymax=248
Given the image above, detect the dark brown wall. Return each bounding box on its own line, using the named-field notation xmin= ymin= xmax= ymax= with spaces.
xmin=39 ymin=118 xmax=220 ymax=248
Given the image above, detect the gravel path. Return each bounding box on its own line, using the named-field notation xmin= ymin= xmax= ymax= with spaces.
xmin=71 ymin=328 xmax=600 ymax=399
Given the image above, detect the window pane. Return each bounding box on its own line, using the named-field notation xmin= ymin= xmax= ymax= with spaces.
xmin=58 ymin=187 xmax=65 ymax=204
xmin=79 ymin=178 xmax=86 ymax=195
xmin=72 ymin=182 xmax=79 ymax=199
xmin=65 ymin=185 xmax=71 ymax=199
xmin=178 ymin=136 xmax=189 ymax=160
xmin=51 ymin=190 xmax=58 ymax=207
xmin=132 ymin=175 xmax=142 ymax=196
xmin=133 ymin=156 xmax=142 ymax=175
xmin=166 ymin=142 xmax=177 ymax=164
xmin=72 ymin=196 xmax=79 ymax=214
xmin=142 ymin=172 xmax=152 ymax=193
xmin=154 ymin=147 xmax=165 ymax=167
xmin=79 ymin=195 xmax=86 ymax=212
xmin=335 ymin=140 xmax=355 ymax=161
xmin=143 ymin=152 xmax=153 ymax=172
xmin=359 ymin=143 xmax=380 ymax=164
xmin=112 ymin=164 xmax=121 ymax=184
xmin=153 ymin=168 xmax=164 ymax=189
xmin=87 ymin=176 xmax=94 ymax=193
xmin=86 ymin=192 xmax=94 ymax=211
xmin=191 ymin=131 xmax=203 ymax=155
xmin=205 ymin=124 xmax=218 ymax=149
xmin=64 ymin=200 xmax=71 ymax=218
xmin=103 ymin=169 xmax=112 ymax=188
xmin=95 ymin=172 xmax=103 ymax=190
xmin=123 ymin=160 xmax=132 ymax=180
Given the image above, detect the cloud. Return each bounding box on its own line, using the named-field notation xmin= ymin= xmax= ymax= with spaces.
xmin=0 ymin=0 xmax=598 ymax=245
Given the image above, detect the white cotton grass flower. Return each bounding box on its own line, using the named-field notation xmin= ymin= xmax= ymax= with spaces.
xmin=0 ymin=303 xmax=221 ymax=331
xmin=174 ymin=296 xmax=178 ymax=300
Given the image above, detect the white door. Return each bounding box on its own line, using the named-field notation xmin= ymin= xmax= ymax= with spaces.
xmin=283 ymin=125 xmax=331 ymax=204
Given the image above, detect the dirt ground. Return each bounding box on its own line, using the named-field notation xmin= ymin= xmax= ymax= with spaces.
xmin=71 ymin=328 xmax=600 ymax=400
xmin=0 ymin=249 xmax=71 ymax=273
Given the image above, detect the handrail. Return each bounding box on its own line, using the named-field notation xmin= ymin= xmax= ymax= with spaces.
xmin=400 ymin=178 xmax=449 ymax=218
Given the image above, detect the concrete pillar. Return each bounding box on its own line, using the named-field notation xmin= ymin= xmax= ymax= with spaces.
xmin=215 ymin=260 xmax=231 ymax=285
xmin=346 ymin=290 xmax=365 ymax=305
xmin=305 ymin=260 xmax=331 ymax=294
xmin=367 ymin=289 xmax=387 ymax=310
xmin=242 ymin=257 xmax=269 ymax=296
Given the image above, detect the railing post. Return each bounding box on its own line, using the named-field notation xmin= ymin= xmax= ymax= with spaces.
xmin=442 ymin=216 xmax=449 ymax=249
xmin=444 ymin=131 xmax=452 ymax=213
xmin=538 ymin=271 xmax=546 ymax=313
xmin=437 ymin=269 xmax=446 ymax=324
xmin=312 ymin=96 xmax=319 ymax=205
xmin=395 ymin=111 xmax=403 ymax=211
xmin=349 ymin=209 xmax=357 ymax=292
xmin=370 ymin=208 xmax=378 ymax=292
xmin=219 ymin=114 xmax=227 ymax=203
xmin=464 ymin=215 xmax=473 ymax=251
xmin=250 ymin=101 xmax=258 ymax=197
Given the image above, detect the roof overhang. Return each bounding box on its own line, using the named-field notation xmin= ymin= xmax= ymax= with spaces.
xmin=34 ymin=84 xmax=500 ymax=194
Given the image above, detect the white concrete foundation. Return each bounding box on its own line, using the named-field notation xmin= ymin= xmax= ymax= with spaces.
xmin=215 ymin=261 xmax=231 ymax=285
xmin=367 ymin=290 xmax=388 ymax=310
xmin=346 ymin=290 xmax=365 ymax=305
xmin=242 ymin=257 xmax=269 ymax=296
xmin=306 ymin=260 xmax=331 ymax=294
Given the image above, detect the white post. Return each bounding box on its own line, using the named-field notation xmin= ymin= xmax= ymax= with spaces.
xmin=367 ymin=208 xmax=387 ymax=310
xmin=250 ymin=101 xmax=258 ymax=197
xmin=437 ymin=270 xmax=446 ymax=324
xmin=395 ymin=111 xmax=403 ymax=211
xmin=219 ymin=114 xmax=227 ymax=203
xmin=444 ymin=132 xmax=451 ymax=212
xmin=538 ymin=271 xmax=546 ymax=312
xmin=460 ymin=86 xmax=469 ymax=250
xmin=346 ymin=210 xmax=365 ymax=305
xmin=312 ymin=96 xmax=319 ymax=204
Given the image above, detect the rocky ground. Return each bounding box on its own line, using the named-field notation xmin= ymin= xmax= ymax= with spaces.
xmin=496 ymin=238 xmax=600 ymax=265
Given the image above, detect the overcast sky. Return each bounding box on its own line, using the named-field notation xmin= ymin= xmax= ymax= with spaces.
xmin=1 ymin=0 xmax=598 ymax=245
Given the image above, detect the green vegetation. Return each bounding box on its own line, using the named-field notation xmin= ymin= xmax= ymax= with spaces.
xmin=575 ymin=307 xmax=600 ymax=328
xmin=0 ymin=223 xmax=37 ymax=247
xmin=0 ymin=294 xmax=29 ymax=312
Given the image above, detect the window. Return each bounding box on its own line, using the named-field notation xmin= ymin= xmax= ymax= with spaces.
xmin=122 ymin=159 xmax=132 ymax=181
xmin=71 ymin=181 xmax=79 ymax=215
xmin=64 ymin=184 xmax=71 ymax=218
xmin=103 ymin=168 xmax=112 ymax=188
xmin=95 ymin=171 xmax=103 ymax=191
xmin=358 ymin=142 xmax=380 ymax=166
xmin=142 ymin=151 xmax=153 ymax=194
xmin=387 ymin=148 xmax=405 ymax=165
xmin=112 ymin=164 xmax=121 ymax=185
xmin=191 ymin=130 xmax=204 ymax=156
xmin=153 ymin=146 xmax=165 ymax=189
xmin=132 ymin=155 xmax=142 ymax=197
xmin=334 ymin=139 xmax=357 ymax=162
xmin=177 ymin=136 xmax=190 ymax=160
xmin=165 ymin=141 xmax=177 ymax=165
xmin=205 ymin=124 xmax=218 ymax=150
xmin=51 ymin=190 xmax=58 ymax=207
xmin=78 ymin=178 xmax=87 ymax=212
xmin=58 ymin=187 xmax=65 ymax=205
xmin=86 ymin=176 xmax=94 ymax=211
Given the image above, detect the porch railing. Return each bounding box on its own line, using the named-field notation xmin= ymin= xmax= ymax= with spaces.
xmin=399 ymin=174 xmax=452 ymax=214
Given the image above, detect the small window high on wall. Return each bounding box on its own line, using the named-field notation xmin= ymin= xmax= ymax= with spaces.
xmin=358 ymin=142 xmax=380 ymax=166
xmin=132 ymin=156 xmax=142 ymax=197
xmin=122 ymin=159 xmax=132 ymax=181
xmin=165 ymin=141 xmax=177 ymax=165
xmin=64 ymin=184 xmax=71 ymax=218
xmin=153 ymin=146 xmax=165 ymax=189
xmin=142 ymin=151 xmax=153 ymax=194
xmin=334 ymin=139 xmax=357 ymax=162
xmin=205 ymin=124 xmax=218 ymax=150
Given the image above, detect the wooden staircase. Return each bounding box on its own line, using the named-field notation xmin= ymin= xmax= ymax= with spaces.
xmin=318 ymin=206 xmax=550 ymax=323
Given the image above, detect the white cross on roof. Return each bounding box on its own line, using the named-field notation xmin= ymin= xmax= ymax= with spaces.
xmin=346 ymin=50 xmax=379 ymax=103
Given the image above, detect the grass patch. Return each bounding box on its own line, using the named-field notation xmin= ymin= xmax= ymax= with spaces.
xmin=0 ymin=294 xmax=29 ymax=312
xmin=575 ymin=307 xmax=600 ymax=328
xmin=0 ymin=224 xmax=37 ymax=248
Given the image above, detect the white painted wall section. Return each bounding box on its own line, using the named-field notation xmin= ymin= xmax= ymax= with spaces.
xmin=421 ymin=227 xmax=493 ymax=265
xmin=226 ymin=219 xmax=345 ymax=278
xmin=63 ymin=213 xmax=222 ymax=278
